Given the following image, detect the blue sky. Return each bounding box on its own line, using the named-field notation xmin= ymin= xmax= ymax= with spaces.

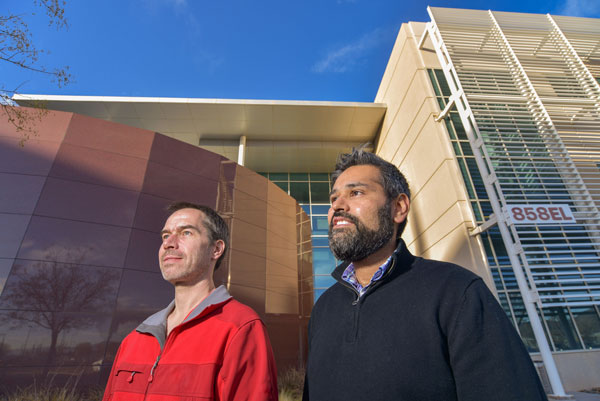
xmin=3 ymin=0 xmax=600 ymax=102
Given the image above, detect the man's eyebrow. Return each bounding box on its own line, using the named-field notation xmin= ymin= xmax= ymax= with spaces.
xmin=329 ymin=182 xmax=369 ymax=196
xmin=160 ymin=225 xmax=200 ymax=235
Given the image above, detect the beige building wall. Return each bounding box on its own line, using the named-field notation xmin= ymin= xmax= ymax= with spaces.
xmin=375 ymin=20 xmax=600 ymax=392
xmin=532 ymin=350 xmax=600 ymax=392
xmin=374 ymin=22 xmax=494 ymax=291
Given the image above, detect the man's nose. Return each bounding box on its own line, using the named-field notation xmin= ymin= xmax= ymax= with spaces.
xmin=163 ymin=234 xmax=178 ymax=248
xmin=331 ymin=194 xmax=349 ymax=212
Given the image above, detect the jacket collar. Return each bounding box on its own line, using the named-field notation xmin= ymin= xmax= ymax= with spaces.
xmin=332 ymin=239 xmax=415 ymax=288
xmin=136 ymin=285 xmax=232 ymax=349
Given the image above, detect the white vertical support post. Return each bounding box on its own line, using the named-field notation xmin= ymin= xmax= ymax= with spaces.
xmin=238 ymin=135 xmax=247 ymax=166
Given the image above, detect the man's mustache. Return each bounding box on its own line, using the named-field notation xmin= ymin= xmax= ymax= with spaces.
xmin=329 ymin=211 xmax=360 ymax=229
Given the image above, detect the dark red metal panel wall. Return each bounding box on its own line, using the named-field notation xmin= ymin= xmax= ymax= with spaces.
xmin=0 ymin=108 xmax=311 ymax=390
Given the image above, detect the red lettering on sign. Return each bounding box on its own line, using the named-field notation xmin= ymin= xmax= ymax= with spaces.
xmin=549 ymin=207 xmax=561 ymax=220
xmin=524 ymin=207 xmax=536 ymax=220
xmin=509 ymin=204 xmax=575 ymax=224
xmin=536 ymin=207 xmax=550 ymax=220
xmin=559 ymin=207 xmax=573 ymax=221
xmin=512 ymin=207 xmax=524 ymax=221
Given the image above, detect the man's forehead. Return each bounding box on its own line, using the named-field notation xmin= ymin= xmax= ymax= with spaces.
xmin=163 ymin=208 xmax=205 ymax=228
xmin=332 ymin=165 xmax=383 ymax=190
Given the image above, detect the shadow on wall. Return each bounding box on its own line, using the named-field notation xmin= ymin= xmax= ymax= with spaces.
xmin=0 ymin=107 xmax=311 ymax=392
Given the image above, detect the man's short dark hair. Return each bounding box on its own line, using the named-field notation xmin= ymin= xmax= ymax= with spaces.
xmin=331 ymin=148 xmax=411 ymax=238
xmin=166 ymin=202 xmax=229 ymax=270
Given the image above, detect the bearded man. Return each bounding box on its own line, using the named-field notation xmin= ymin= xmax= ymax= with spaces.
xmin=302 ymin=149 xmax=547 ymax=401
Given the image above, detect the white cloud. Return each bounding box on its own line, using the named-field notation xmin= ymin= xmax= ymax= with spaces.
xmin=139 ymin=0 xmax=221 ymax=73
xmin=139 ymin=0 xmax=200 ymax=36
xmin=556 ymin=0 xmax=600 ymax=17
xmin=140 ymin=0 xmax=188 ymax=15
xmin=312 ymin=27 xmax=389 ymax=74
xmin=192 ymin=51 xmax=224 ymax=74
xmin=170 ymin=0 xmax=188 ymax=7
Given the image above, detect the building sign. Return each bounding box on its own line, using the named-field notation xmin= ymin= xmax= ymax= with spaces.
xmin=507 ymin=204 xmax=576 ymax=225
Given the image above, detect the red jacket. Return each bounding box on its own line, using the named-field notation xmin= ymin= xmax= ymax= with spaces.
xmin=103 ymin=286 xmax=278 ymax=401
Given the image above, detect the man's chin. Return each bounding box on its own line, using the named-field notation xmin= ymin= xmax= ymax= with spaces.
xmin=329 ymin=226 xmax=355 ymax=238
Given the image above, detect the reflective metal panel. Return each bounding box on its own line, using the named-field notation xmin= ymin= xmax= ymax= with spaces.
xmin=0 ymin=107 xmax=313 ymax=391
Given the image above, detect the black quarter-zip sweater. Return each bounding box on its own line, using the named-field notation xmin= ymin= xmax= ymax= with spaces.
xmin=303 ymin=240 xmax=547 ymax=401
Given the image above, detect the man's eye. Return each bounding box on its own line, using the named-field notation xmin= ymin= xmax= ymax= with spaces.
xmin=350 ymin=190 xmax=362 ymax=196
xmin=182 ymin=231 xmax=192 ymax=236
xmin=161 ymin=234 xmax=170 ymax=240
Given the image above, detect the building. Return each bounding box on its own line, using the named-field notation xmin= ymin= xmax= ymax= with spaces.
xmin=7 ymin=6 xmax=600 ymax=394
xmin=375 ymin=8 xmax=600 ymax=394
xmin=0 ymin=109 xmax=313 ymax=388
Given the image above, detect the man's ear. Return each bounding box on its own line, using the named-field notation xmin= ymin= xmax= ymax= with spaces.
xmin=392 ymin=193 xmax=410 ymax=224
xmin=212 ymin=239 xmax=226 ymax=261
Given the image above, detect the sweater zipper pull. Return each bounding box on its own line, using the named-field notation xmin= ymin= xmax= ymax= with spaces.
xmin=127 ymin=371 xmax=136 ymax=383
xmin=148 ymin=355 xmax=160 ymax=383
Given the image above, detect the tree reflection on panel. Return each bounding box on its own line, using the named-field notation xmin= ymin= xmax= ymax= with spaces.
xmin=1 ymin=248 xmax=120 ymax=377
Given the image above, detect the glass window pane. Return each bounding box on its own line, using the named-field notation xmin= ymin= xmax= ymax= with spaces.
xmin=466 ymin=158 xmax=487 ymax=199
xmin=274 ymin=181 xmax=288 ymax=193
xmin=290 ymin=182 xmax=310 ymax=203
xmin=314 ymin=274 xmax=336 ymax=288
xmin=269 ymin=173 xmax=288 ymax=181
xmin=542 ymin=307 xmax=582 ymax=351
xmin=434 ymin=69 xmax=451 ymax=96
xmin=311 ymin=237 xmax=329 ymax=247
xmin=310 ymin=173 xmax=329 ymax=181
xmin=508 ymin=293 xmax=539 ymax=352
xmin=471 ymin=201 xmax=482 ymax=221
xmin=445 ymin=119 xmax=456 ymax=140
xmin=290 ymin=173 xmax=308 ymax=181
xmin=451 ymin=113 xmax=468 ymax=140
xmin=311 ymin=205 xmax=330 ymax=215
xmin=312 ymin=248 xmax=337 ymax=275
xmin=310 ymin=182 xmax=330 ymax=203
xmin=452 ymin=142 xmax=462 ymax=156
xmin=428 ymin=69 xmax=441 ymax=96
xmin=457 ymin=159 xmax=475 ymax=198
xmin=571 ymin=307 xmax=600 ymax=349
xmin=312 ymin=216 xmax=329 ymax=235
xmin=300 ymin=204 xmax=310 ymax=215
xmin=460 ymin=142 xmax=474 ymax=156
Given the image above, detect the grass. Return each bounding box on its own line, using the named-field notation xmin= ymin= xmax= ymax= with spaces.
xmin=0 ymin=386 xmax=102 ymax=401
xmin=277 ymin=367 xmax=305 ymax=401
xmin=0 ymin=374 xmax=102 ymax=401
xmin=2 ymin=367 xmax=305 ymax=401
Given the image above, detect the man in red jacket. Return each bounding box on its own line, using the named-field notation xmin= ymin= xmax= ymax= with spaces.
xmin=103 ymin=202 xmax=278 ymax=401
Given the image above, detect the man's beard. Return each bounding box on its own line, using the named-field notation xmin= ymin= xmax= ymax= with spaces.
xmin=328 ymin=202 xmax=395 ymax=262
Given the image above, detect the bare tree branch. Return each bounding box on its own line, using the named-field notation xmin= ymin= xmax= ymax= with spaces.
xmin=1 ymin=1 xmax=71 ymax=142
